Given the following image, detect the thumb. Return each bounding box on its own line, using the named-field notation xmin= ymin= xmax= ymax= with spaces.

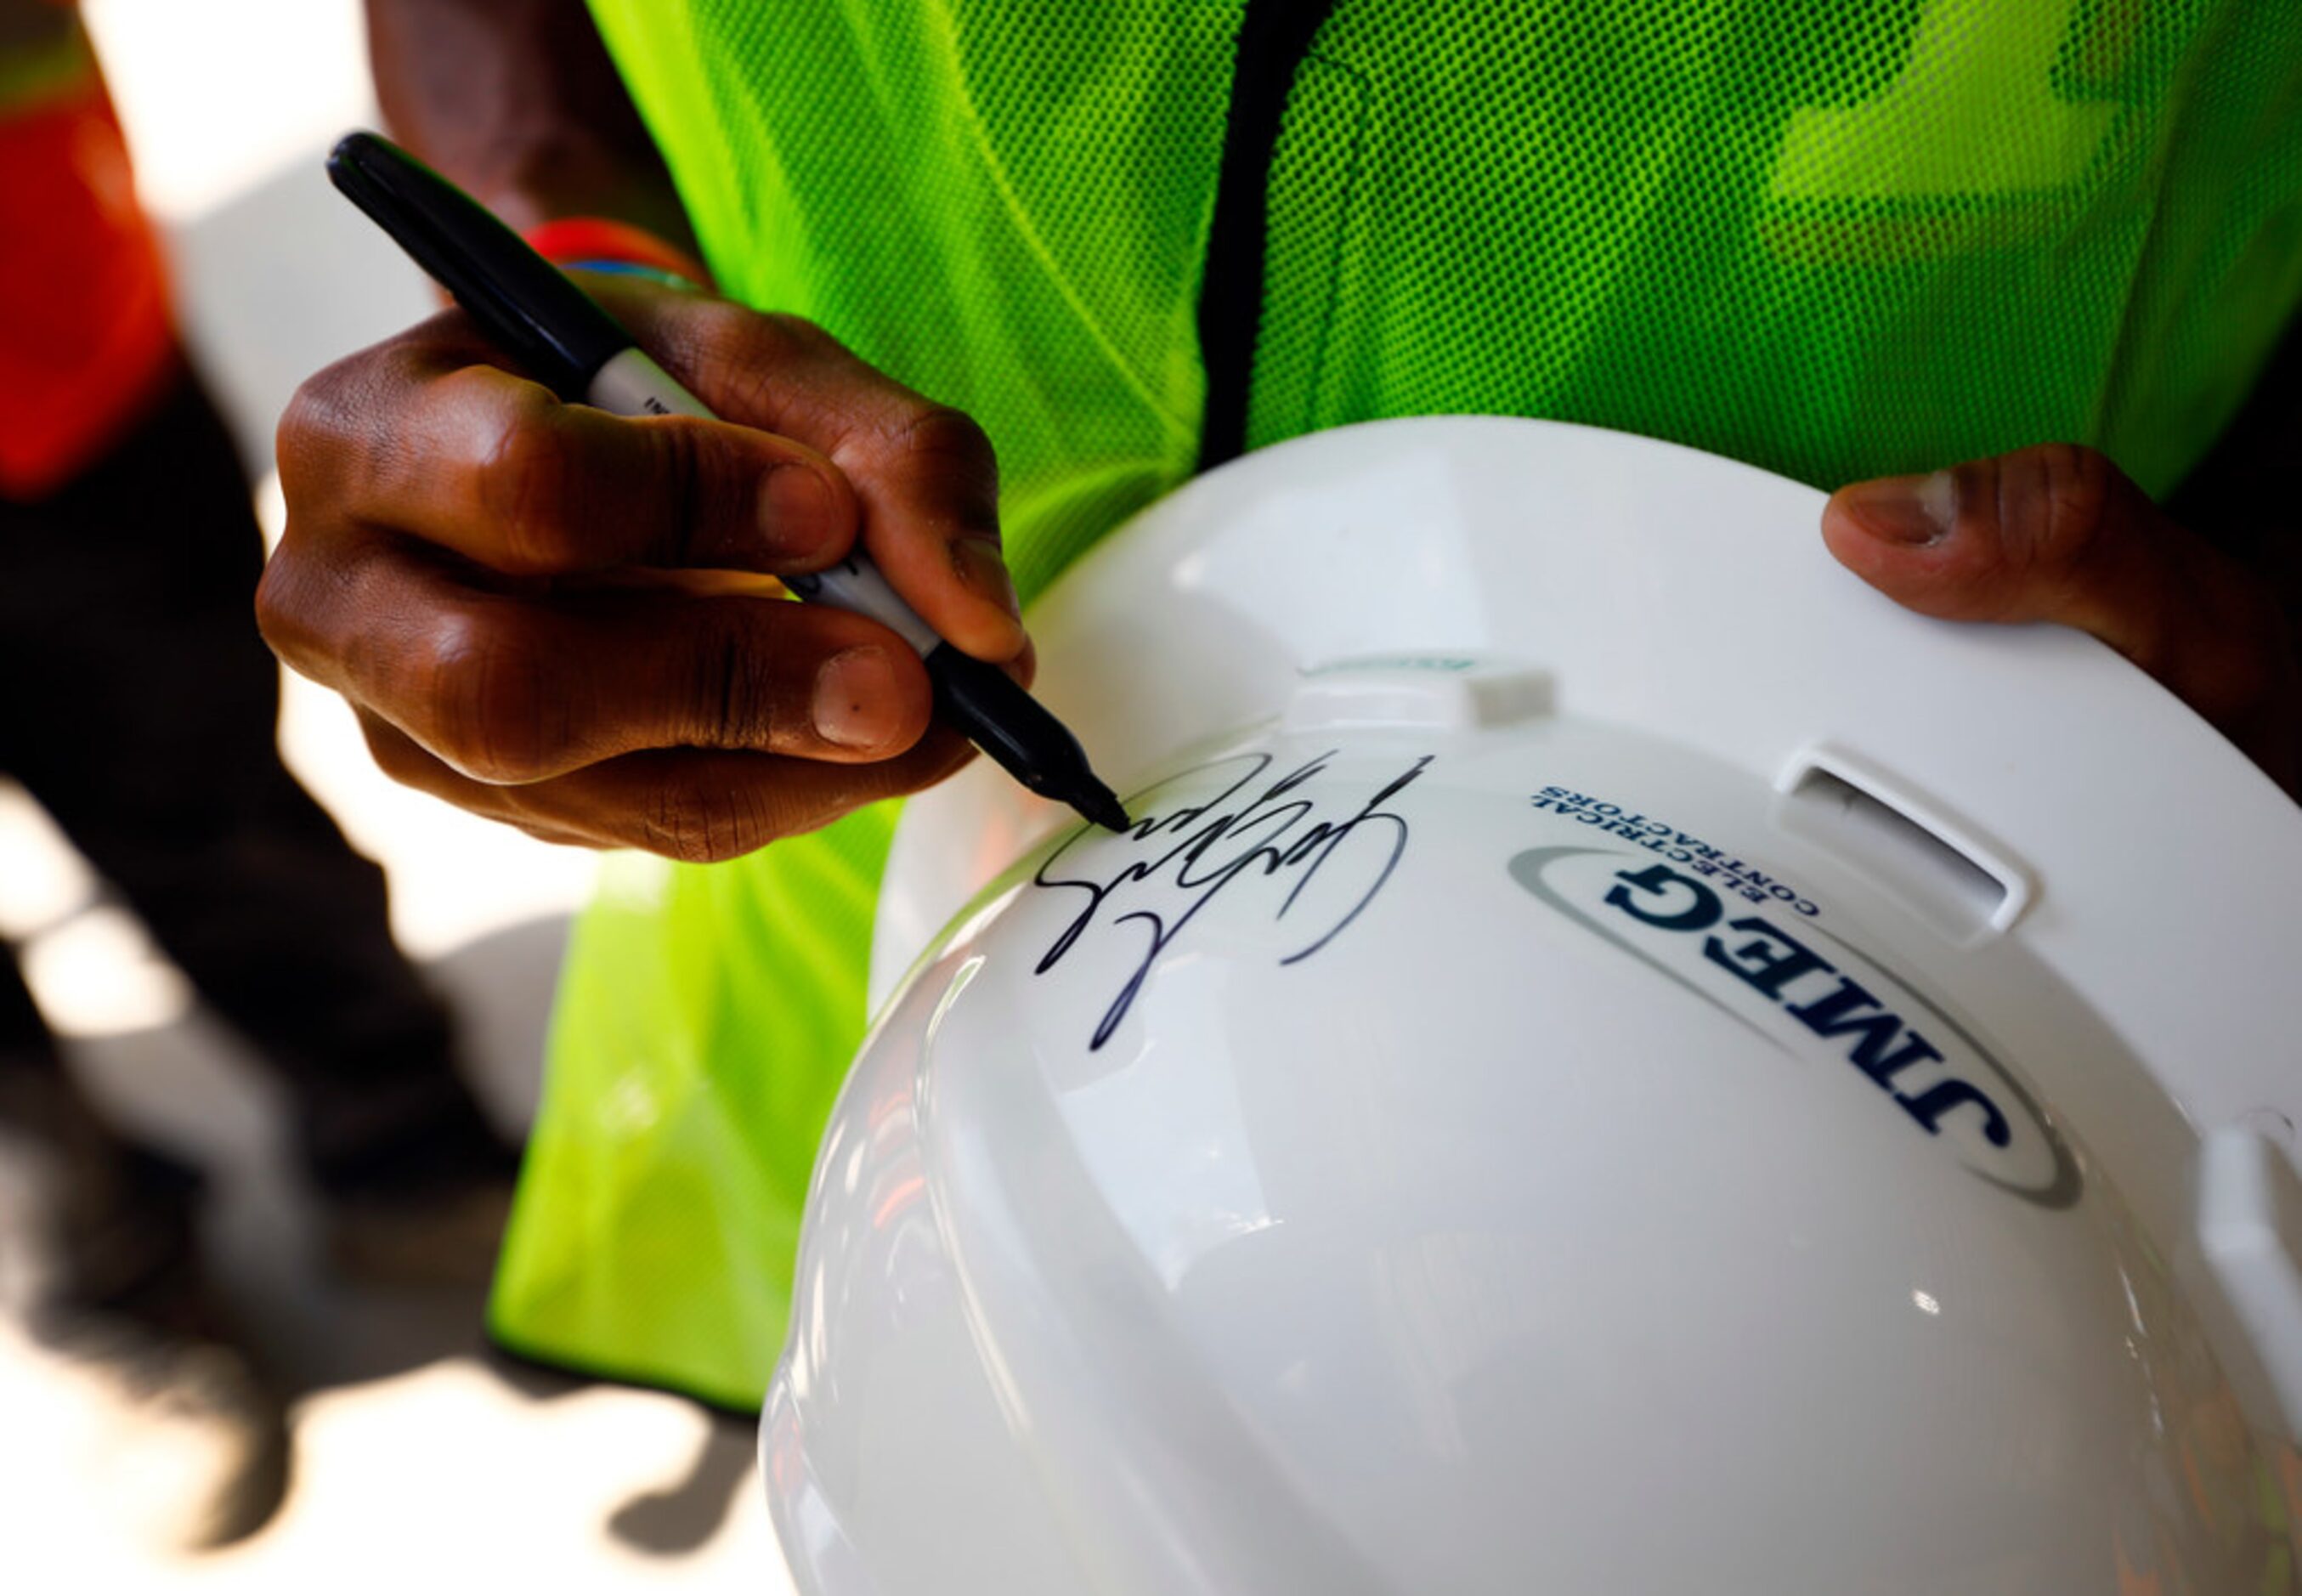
xmin=1822 ymin=443 xmax=2299 ymax=790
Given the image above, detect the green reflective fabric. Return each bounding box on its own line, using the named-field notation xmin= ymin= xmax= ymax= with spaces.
xmin=495 ymin=0 xmax=2302 ymax=1407
xmin=489 ymin=806 xmax=896 ymax=1410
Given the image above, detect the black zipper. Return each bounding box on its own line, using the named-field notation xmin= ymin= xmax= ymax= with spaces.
xmin=1196 ymin=0 xmax=1343 ymax=473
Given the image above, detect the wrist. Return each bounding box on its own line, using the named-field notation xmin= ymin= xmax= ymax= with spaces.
xmin=523 ymin=217 xmax=711 ymax=293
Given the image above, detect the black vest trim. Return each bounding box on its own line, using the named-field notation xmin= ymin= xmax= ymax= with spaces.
xmin=1196 ymin=0 xmax=1343 ymax=473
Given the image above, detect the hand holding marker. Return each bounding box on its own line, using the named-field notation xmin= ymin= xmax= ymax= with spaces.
xmin=325 ymin=132 xmax=1130 ymax=835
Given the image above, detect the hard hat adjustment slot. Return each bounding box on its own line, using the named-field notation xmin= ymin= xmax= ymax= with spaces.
xmin=1773 ymin=745 xmax=2035 ymax=942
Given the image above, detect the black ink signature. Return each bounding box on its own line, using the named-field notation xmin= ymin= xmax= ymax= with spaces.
xmin=1032 ymin=750 xmax=1433 ymax=1050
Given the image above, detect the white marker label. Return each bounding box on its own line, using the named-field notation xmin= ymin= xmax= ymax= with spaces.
xmin=783 ymin=557 xmax=942 ymax=655
xmin=585 ymin=349 xmax=942 ymax=657
xmin=586 ymin=348 xmax=713 ymax=419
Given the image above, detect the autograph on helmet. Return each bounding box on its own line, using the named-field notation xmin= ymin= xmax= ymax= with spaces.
xmin=1032 ymin=750 xmax=1433 ymax=1050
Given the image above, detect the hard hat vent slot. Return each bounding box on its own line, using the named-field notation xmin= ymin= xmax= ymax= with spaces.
xmin=1775 ymin=748 xmax=2034 ymax=940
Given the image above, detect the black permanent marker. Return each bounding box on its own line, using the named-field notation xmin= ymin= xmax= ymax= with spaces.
xmin=325 ymin=131 xmax=1130 ymax=834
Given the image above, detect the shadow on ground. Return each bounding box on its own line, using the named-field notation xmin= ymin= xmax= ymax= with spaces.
xmin=55 ymin=911 xmax=760 ymax=1556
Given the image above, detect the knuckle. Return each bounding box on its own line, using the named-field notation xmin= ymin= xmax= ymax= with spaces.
xmin=2009 ymin=443 xmax=2120 ymax=578
xmin=636 ymin=420 xmax=707 ymax=563
xmin=253 ymin=538 xmax=363 ymax=685
xmin=685 ymin=608 xmax=795 ymax=750
xmin=275 ymin=371 xmax=341 ymax=459
xmin=891 ymin=403 xmax=996 ymax=476
xmin=868 ymin=404 xmax=1001 ymax=540
xmin=252 ymin=554 xmax=309 ymax=664
xmin=277 ymin=341 xmax=437 ymax=496
xmin=639 ymin=778 xmax=783 ymax=864
xmin=275 ymin=364 xmax=368 ymax=501
xmin=358 ymin=713 xmax=433 ymax=788
xmin=413 ymin=608 xmax=558 ymax=783
xmin=473 ymin=410 xmax=582 ymax=574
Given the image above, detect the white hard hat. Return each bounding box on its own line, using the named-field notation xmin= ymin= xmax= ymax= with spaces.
xmin=763 ymin=417 xmax=2302 ymax=1594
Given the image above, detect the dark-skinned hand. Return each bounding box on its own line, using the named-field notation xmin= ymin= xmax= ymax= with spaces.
xmin=1825 ymin=443 xmax=2299 ymax=799
xmin=259 ymin=280 xmax=1030 ymax=862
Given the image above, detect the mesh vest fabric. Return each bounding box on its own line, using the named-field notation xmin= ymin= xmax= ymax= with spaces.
xmin=489 ymin=0 xmax=2302 ymax=1407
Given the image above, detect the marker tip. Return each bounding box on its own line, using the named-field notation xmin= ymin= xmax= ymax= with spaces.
xmin=1077 ymin=781 xmax=1131 ymax=834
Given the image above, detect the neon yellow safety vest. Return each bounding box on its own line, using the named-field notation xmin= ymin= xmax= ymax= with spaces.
xmin=489 ymin=0 xmax=2302 ymax=1409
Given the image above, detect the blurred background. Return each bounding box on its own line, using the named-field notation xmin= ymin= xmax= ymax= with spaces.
xmin=0 ymin=0 xmax=783 ymax=1586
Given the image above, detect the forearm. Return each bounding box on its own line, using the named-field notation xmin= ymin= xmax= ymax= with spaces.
xmin=364 ymin=0 xmax=689 ymax=244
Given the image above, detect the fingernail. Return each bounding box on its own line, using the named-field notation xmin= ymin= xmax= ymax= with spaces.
xmin=812 ymin=648 xmax=901 ymax=749
xmin=952 ymin=535 xmax=1022 ymax=621
xmin=759 ymin=463 xmax=838 ymax=551
xmin=1841 ymin=471 xmax=1959 ymax=546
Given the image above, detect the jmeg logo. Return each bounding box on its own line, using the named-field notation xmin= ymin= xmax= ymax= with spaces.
xmin=1510 ymin=846 xmax=2079 ymax=1209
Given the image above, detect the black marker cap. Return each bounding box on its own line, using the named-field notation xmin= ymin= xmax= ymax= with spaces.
xmin=326 ymin=131 xmax=628 ymax=399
